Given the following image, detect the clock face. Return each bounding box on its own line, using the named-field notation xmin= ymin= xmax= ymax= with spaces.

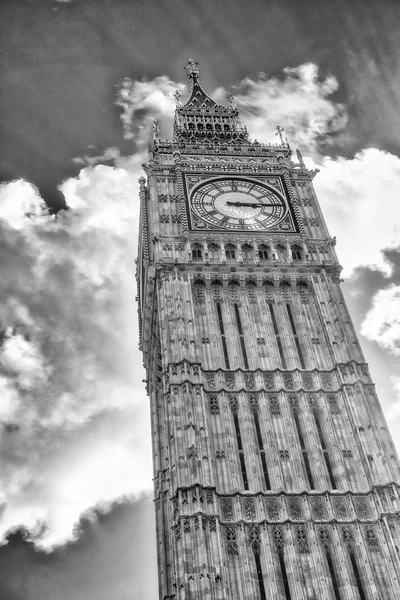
xmin=190 ymin=177 xmax=288 ymax=231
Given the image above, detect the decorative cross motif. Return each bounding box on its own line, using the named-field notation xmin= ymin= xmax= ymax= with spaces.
xmin=185 ymin=58 xmax=200 ymax=79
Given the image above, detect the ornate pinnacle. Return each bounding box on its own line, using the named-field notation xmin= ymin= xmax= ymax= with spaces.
xmin=152 ymin=119 xmax=160 ymax=140
xmin=227 ymin=93 xmax=237 ymax=108
xmin=185 ymin=58 xmax=200 ymax=81
xmin=174 ymin=89 xmax=181 ymax=107
xmin=296 ymin=148 xmax=305 ymax=168
xmin=275 ymin=125 xmax=285 ymax=145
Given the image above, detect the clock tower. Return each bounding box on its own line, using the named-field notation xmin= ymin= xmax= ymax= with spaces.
xmin=137 ymin=60 xmax=400 ymax=600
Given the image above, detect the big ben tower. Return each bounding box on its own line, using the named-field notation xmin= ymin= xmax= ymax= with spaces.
xmin=137 ymin=60 xmax=400 ymax=600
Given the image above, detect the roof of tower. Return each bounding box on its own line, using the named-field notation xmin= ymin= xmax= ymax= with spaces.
xmin=173 ymin=59 xmax=248 ymax=143
xmin=181 ymin=58 xmax=218 ymax=109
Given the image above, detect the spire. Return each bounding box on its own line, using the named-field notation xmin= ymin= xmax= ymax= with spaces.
xmin=173 ymin=59 xmax=248 ymax=143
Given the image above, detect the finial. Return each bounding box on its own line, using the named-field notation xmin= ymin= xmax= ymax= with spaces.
xmin=296 ymin=148 xmax=305 ymax=168
xmin=275 ymin=125 xmax=285 ymax=145
xmin=152 ymin=119 xmax=160 ymax=140
xmin=174 ymin=89 xmax=181 ymax=107
xmin=227 ymin=93 xmax=237 ymax=108
xmin=185 ymin=58 xmax=200 ymax=81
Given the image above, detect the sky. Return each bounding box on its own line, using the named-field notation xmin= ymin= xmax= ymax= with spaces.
xmin=0 ymin=0 xmax=400 ymax=598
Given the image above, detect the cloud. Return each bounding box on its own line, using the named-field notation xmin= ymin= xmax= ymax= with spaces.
xmin=115 ymin=76 xmax=185 ymax=144
xmin=311 ymin=149 xmax=400 ymax=278
xmin=360 ymin=285 xmax=400 ymax=355
xmin=221 ymin=63 xmax=348 ymax=154
xmin=0 ymin=162 xmax=152 ymax=550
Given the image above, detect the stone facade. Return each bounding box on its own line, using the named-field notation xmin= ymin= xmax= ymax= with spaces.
xmin=137 ymin=60 xmax=400 ymax=600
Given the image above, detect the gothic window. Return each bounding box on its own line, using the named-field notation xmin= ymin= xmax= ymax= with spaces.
xmin=269 ymin=303 xmax=287 ymax=369
xmin=297 ymin=281 xmax=310 ymax=304
xmin=233 ymin=301 xmax=249 ymax=369
xmin=212 ymin=283 xmax=223 ymax=301
xmin=241 ymin=243 xmax=253 ymax=260
xmin=192 ymin=245 xmax=202 ymax=260
xmin=216 ymin=302 xmax=230 ymax=369
xmin=229 ymin=284 xmax=240 ymax=301
xmin=258 ymin=244 xmax=269 ymax=260
xmin=247 ymin=284 xmax=257 ymax=303
xmin=264 ymin=280 xmax=275 ymax=302
xmin=286 ymin=301 xmax=306 ymax=369
xmin=193 ymin=284 xmax=205 ymax=302
xmin=291 ymin=244 xmax=302 ymax=260
xmin=280 ymin=281 xmax=291 ymax=302
xmin=225 ymin=244 xmax=236 ymax=260
xmin=231 ymin=401 xmax=249 ymax=489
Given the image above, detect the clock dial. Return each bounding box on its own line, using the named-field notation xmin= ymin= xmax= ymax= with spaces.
xmin=190 ymin=178 xmax=288 ymax=231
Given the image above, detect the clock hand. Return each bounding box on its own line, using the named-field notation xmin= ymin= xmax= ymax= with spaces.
xmin=226 ymin=201 xmax=277 ymax=208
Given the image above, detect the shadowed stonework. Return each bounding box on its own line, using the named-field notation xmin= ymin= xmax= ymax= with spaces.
xmin=137 ymin=60 xmax=400 ymax=600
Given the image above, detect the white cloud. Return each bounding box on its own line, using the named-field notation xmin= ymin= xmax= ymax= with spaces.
xmin=222 ymin=63 xmax=348 ymax=153
xmin=0 ymin=162 xmax=152 ymax=550
xmin=312 ymin=149 xmax=400 ymax=277
xmin=360 ymin=285 xmax=400 ymax=355
xmin=115 ymin=76 xmax=185 ymax=144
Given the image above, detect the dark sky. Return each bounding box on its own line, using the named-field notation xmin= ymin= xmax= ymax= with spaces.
xmin=1 ymin=0 xmax=400 ymax=209
xmin=1 ymin=1 xmax=400 ymax=599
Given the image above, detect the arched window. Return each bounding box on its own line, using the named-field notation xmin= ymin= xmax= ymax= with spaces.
xmin=247 ymin=284 xmax=257 ymax=303
xmin=292 ymin=245 xmax=302 ymax=260
xmin=208 ymin=243 xmax=219 ymax=260
xmin=297 ymin=281 xmax=309 ymax=304
xmin=193 ymin=283 xmax=205 ymax=302
xmin=276 ymin=244 xmax=286 ymax=261
xmin=192 ymin=245 xmax=202 ymax=260
xmin=280 ymin=281 xmax=291 ymax=302
xmin=258 ymin=245 xmax=269 ymax=260
xmin=225 ymin=244 xmax=236 ymax=260
xmin=264 ymin=280 xmax=275 ymax=302
xmin=229 ymin=284 xmax=240 ymax=301
xmin=212 ymin=283 xmax=223 ymax=301
xmin=242 ymin=244 xmax=253 ymax=260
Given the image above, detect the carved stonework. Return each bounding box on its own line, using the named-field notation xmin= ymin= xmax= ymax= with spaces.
xmin=321 ymin=372 xmax=333 ymax=390
xmin=272 ymin=526 xmax=284 ymax=554
xmin=206 ymin=373 xmax=216 ymax=390
xmin=302 ymin=373 xmax=314 ymax=390
xmin=364 ymin=525 xmax=380 ymax=552
xmin=319 ymin=526 xmax=331 ymax=550
xmin=328 ymin=394 xmax=340 ymax=414
xmin=266 ymin=499 xmax=280 ymax=520
xmin=221 ymin=498 xmax=234 ymax=521
xmin=296 ymin=526 xmax=310 ymax=553
xmin=209 ymin=395 xmax=220 ymax=415
xmin=279 ymin=449 xmax=290 ymax=461
xmin=311 ymin=497 xmax=326 ymax=520
xmin=249 ymin=394 xmax=259 ymax=413
xmin=244 ymin=373 xmax=255 ymax=390
xmin=226 ymin=525 xmax=238 ymax=554
xmin=225 ymin=373 xmax=235 ymax=390
xmin=332 ymin=497 xmax=348 ymax=520
xmin=230 ymin=395 xmax=239 ymax=414
xmin=288 ymin=497 xmax=302 ymax=520
xmin=283 ymin=373 xmax=294 ymax=390
xmin=354 ymin=497 xmax=369 ymax=520
xmin=270 ymin=396 xmax=281 ymax=416
xmin=263 ymin=372 xmax=275 ymax=390
xmin=244 ymin=498 xmax=256 ymax=521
